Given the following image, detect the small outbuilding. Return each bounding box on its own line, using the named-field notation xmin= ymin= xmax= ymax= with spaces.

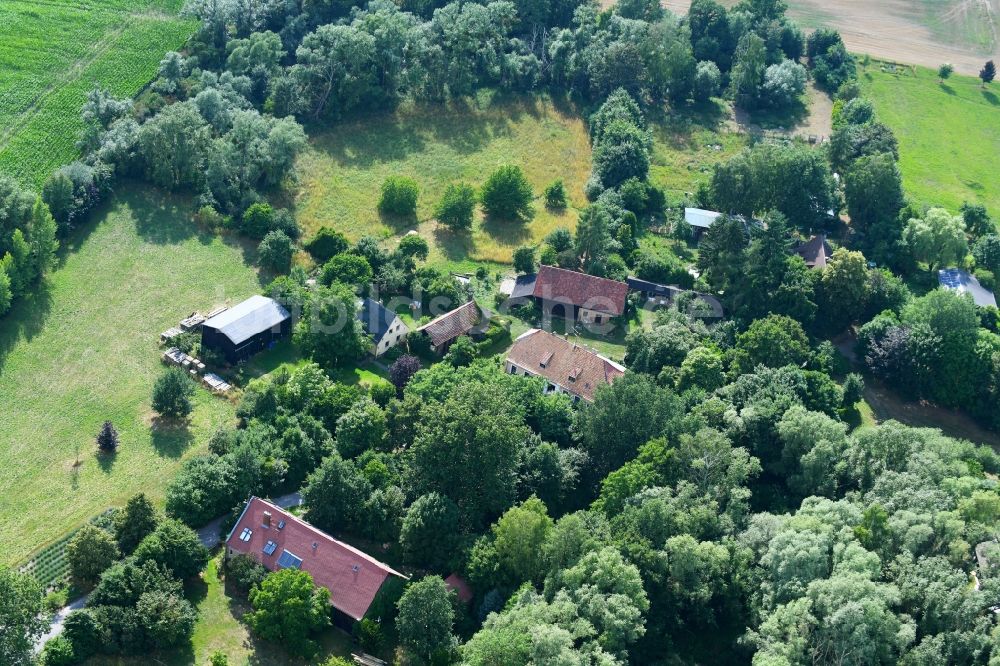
xmin=200 ymin=295 xmax=291 ymax=363
xmin=795 ymin=234 xmax=834 ymax=269
xmin=938 ymin=268 xmax=997 ymax=308
xmin=414 ymin=301 xmax=489 ymax=354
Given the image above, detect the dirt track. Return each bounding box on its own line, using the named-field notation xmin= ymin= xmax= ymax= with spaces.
xmin=659 ymin=0 xmax=1000 ymax=75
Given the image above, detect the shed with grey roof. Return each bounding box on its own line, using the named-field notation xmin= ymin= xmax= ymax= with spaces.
xmin=938 ymin=268 xmax=997 ymax=308
xmin=201 ymin=295 xmax=291 ymax=363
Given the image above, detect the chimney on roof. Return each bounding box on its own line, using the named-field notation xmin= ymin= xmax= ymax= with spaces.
xmin=262 ymin=511 xmax=271 ymax=528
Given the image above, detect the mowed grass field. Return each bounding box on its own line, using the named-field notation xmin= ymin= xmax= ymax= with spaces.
xmin=0 ymin=0 xmax=195 ymax=187
xmin=0 ymin=185 xmax=263 ymax=566
xmin=860 ymin=65 xmax=1000 ymax=219
xmin=295 ymin=92 xmax=593 ymax=271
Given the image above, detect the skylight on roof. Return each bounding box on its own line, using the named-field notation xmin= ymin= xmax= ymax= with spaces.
xmin=277 ymin=520 xmax=285 ymax=530
xmin=239 ymin=528 xmax=252 ymax=542
xmin=263 ymin=540 xmax=277 ymax=556
xmin=276 ymin=550 xmax=303 ymax=569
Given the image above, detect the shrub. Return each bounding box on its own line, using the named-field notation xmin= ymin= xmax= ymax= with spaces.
xmin=397 ymin=234 xmax=429 ymax=260
xmin=480 ymin=165 xmax=533 ymax=220
xmin=152 ymin=368 xmax=194 ymax=418
xmin=257 ymin=230 xmax=294 ymax=273
xmin=40 ymin=635 xmax=75 ymax=666
xmin=320 ymin=253 xmax=373 ymax=289
xmin=435 ymin=182 xmax=477 ymax=230
xmin=513 ymin=246 xmax=535 ymax=274
xmin=693 ymin=61 xmax=721 ymax=102
xmin=226 ymin=553 xmax=269 ymax=596
xmin=304 ymin=227 xmax=349 ymax=263
xmin=544 ymin=180 xmax=567 ymax=209
xmin=242 ymin=202 xmax=275 ymax=239
xmin=368 ymin=381 xmax=396 ymax=408
xmin=210 ymin=651 xmax=229 ymax=666
xmin=96 ymin=420 xmax=119 ymax=453
xmin=379 ymin=176 xmax=419 ymax=217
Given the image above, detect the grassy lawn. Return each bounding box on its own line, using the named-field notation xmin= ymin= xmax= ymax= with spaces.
xmin=0 ymin=0 xmax=195 ymax=187
xmin=0 ymin=185 xmax=264 ymax=566
xmin=295 ymin=90 xmax=592 ymax=272
xmin=861 ymin=65 xmax=1000 ymax=220
xmin=89 ymin=553 xmax=357 ymax=666
xmin=648 ymin=108 xmax=747 ymax=202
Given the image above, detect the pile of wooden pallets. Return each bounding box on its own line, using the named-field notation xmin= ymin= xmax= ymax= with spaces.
xmin=202 ymin=372 xmax=232 ymax=393
xmin=159 ymin=327 xmax=183 ymax=344
xmin=352 ymin=654 xmax=387 ymax=666
xmin=162 ymin=347 xmax=207 ymax=375
xmin=179 ymin=312 xmax=206 ymax=331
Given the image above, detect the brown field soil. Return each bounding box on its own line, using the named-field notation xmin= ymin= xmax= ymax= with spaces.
xmin=656 ymin=0 xmax=1000 ymax=75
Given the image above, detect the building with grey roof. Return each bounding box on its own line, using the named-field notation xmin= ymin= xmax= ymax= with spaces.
xmin=200 ymin=295 xmax=291 ymax=363
xmin=938 ymin=268 xmax=997 ymax=308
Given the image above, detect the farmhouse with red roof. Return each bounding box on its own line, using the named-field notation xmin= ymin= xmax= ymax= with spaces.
xmin=505 ymin=328 xmax=625 ymax=402
xmin=515 ymin=265 xmax=628 ymax=325
xmin=225 ymin=497 xmax=406 ymax=627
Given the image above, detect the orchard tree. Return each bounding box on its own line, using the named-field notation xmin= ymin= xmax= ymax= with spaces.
xmin=304 ymin=228 xmax=349 ymax=264
xmin=513 ymin=246 xmax=535 ymax=274
xmin=66 ymin=524 xmax=120 ymax=587
xmin=396 ymin=576 xmax=455 ymax=663
xmin=435 ymin=182 xmax=477 ymax=231
xmin=247 ymin=569 xmax=331 ymax=658
xmin=96 ymin=420 xmax=119 ymax=453
xmin=379 ymin=176 xmax=419 ymax=217
xmin=480 ymin=165 xmax=533 ymax=221
xmin=151 ymin=368 xmax=194 ymax=418
xmin=544 ymin=180 xmax=567 ymax=208
xmin=938 ymin=63 xmax=954 ymax=82
xmin=320 ymin=253 xmax=373 ymax=289
xmin=397 ymin=234 xmax=429 ymax=261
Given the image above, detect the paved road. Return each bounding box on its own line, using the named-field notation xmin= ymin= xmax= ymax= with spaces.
xmin=35 ymin=492 xmax=303 ymax=653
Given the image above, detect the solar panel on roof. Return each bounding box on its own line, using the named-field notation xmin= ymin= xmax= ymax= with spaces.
xmin=276 ymin=550 xmax=302 ymax=569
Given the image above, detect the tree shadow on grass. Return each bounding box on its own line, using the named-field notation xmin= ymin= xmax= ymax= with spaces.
xmin=95 ymin=450 xmax=116 ymax=475
xmin=150 ymin=415 xmax=194 ymax=458
xmin=311 ymin=114 xmax=429 ymax=169
xmin=433 ymin=225 xmax=475 ymax=261
xmin=377 ymin=209 xmax=420 ymax=234
xmin=129 ymin=185 xmax=215 ymax=247
xmin=481 ymin=214 xmax=532 ymax=247
xmin=939 ymin=82 xmax=956 ymax=95
xmin=0 ymin=278 xmax=52 ymax=370
xmin=982 ymin=89 xmax=1000 ymax=106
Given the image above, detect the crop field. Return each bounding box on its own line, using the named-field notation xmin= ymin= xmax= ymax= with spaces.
xmin=660 ymin=0 xmax=1000 ymax=75
xmin=0 ymin=185 xmax=263 ymax=566
xmin=0 ymin=0 xmax=195 ymax=187
xmin=860 ymin=64 xmax=1000 ymax=219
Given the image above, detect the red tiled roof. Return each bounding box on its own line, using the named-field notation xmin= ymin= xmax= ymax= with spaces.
xmin=444 ymin=573 xmax=473 ymax=603
xmin=505 ymin=329 xmax=625 ymax=401
xmin=415 ymin=301 xmax=485 ymax=348
xmin=225 ymin=497 xmax=405 ymax=621
xmin=532 ymin=265 xmax=628 ymax=316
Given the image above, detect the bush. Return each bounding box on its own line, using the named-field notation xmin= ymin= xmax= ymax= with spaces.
xmin=226 ymin=553 xmax=269 ymax=596
xmin=976 ymin=269 xmax=996 ymax=292
xmin=480 ymin=165 xmax=533 ymax=220
xmin=242 ymin=203 xmax=275 ymax=239
xmin=368 ymin=381 xmax=396 ymax=408
xmin=132 ymin=519 xmax=209 ymax=579
xmin=40 ymin=635 xmax=75 ymax=666
xmin=436 ymin=182 xmax=477 ymax=230
xmin=320 ymin=253 xmax=373 ymax=289
xmin=305 ymin=227 xmax=349 ymax=264
xmin=152 ymin=368 xmax=194 ymax=418
xmin=257 ymin=230 xmax=294 ymax=272
xmin=513 ymin=246 xmax=535 ymax=274
xmin=379 ymin=176 xmax=419 ymax=217
xmin=355 ymin=617 xmax=383 ymax=653
xmin=544 ymin=180 xmax=567 ymax=209
xmin=693 ymin=61 xmax=721 ymax=102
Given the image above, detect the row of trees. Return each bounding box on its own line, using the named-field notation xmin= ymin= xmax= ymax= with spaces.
xmin=0 ymin=178 xmax=60 ymax=318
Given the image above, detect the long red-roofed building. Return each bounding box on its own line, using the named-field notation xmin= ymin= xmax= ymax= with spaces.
xmin=225 ymin=497 xmax=406 ymax=626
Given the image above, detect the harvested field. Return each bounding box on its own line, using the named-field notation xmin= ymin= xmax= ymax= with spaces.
xmin=659 ymin=0 xmax=1000 ymax=75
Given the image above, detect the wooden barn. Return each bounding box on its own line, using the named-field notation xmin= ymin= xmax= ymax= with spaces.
xmin=200 ymin=295 xmax=291 ymax=363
